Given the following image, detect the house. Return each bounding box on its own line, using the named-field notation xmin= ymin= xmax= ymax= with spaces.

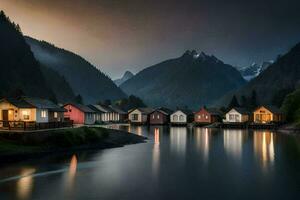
xmin=128 ymin=107 xmax=154 ymax=124
xmin=149 ymin=107 xmax=173 ymax=125
xmin=194 ymin=107 xmax=222 ymax=124
xmin=170 ymin=109 xmax=194 ymax=125
xmin=89 ymin=104 xmax=127 ymax=122
xmin=0 ymin=97 xmax=66 ymax=129
xmin=87 ymin=105 xmax=104 ymax=123
xmin=223 ymin=107 xmax=250 ymax=123
xmin=253 ymin=105 xmax=284 ymax=124
xmin=64 ymin=103 xmax=96 ymax=125
xmin=109 ymin=105 xmax=128 ymax=122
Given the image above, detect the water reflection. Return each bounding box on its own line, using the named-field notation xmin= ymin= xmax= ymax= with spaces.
xmin=64 ymin=155 xmax=77 ymax=192
xmin=223 ymin=129 xmax=245 ymax=161
xmin=194 ymin=128 xmax=211 ymax=162
xmin=253 ymin=131 xmax=275 ymax=170
xmin=152 ymin=128 xmax=160 ymax=176
xmin=170 ymin=127 xmax=187 ymax=155
xmin=16 ymin=168 xmax=36 ymax=200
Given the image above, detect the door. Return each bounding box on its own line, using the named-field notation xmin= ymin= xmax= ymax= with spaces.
xmin=2 ymin=110 xmax=9 ymax=127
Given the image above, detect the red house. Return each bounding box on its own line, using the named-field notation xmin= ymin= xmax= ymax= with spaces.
xmin=149 ymin=107 xmax=173 ymax=125
xmin=194 ymin=107 xmax=222 ymax=124
xmin=64 ymin=103 xmax=96 ymax=125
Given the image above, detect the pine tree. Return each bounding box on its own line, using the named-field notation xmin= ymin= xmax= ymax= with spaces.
xmin=228 ymin=95 xmax=240 ymax=109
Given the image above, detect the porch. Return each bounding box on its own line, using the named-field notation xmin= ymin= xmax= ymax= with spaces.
xmin=0 ymin=120 xmax=73 ymax=131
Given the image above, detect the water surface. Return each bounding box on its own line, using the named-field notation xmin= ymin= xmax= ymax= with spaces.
xmin=0 ymin=126 xmax=299 ymax=200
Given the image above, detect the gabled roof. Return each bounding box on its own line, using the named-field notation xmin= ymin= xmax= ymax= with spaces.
xmin=255 ymin=105 xmax=283 ymax=114
xmin=230 ymin=107 xmax=250 ymax=115
xmin=172 ymin=108 xmax=194 ymax=115
xmin=65 ymin=103 xmax=95 ymax=113
xmin=151 ymin=107 xmax=173 ymax=115
xmin=129 ymin=107 xmax=154 ymax=114
xmin=0 ymin=97 xmax=35 ymax=108
xmin=87 ymin=105 xmax=105 ymax=113
xmin=23 ymin=97 xmax=66 ymax=112
xmin=109 ymin=105 xmax=127 ymax=114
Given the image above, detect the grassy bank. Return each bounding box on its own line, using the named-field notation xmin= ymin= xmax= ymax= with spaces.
xmin=0 ymin=127 xmax=146 ymax=162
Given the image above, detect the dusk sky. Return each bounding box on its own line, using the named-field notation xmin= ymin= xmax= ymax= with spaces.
xmin=2 ymin=0 xmax=300 ymax=79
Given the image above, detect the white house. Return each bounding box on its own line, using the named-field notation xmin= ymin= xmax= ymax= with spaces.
xmin=170 ymin=109 xmax=193 ymax=125
xmin=223 ymin=107 xmax=250 ymax=123
xmin=128 ymin=108 xmax=154 ymax=124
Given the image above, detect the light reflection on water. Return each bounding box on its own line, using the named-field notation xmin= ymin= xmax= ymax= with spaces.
xmin=0 ymin=126 xmax=299 ymax=200
xmin=253 ymin=131 xmax=275 ymax=170
xmin=16 ymin=168 xmax=36 ymax=200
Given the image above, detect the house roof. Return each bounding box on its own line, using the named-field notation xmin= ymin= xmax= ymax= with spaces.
xmin=1 ymin=98 xmax=35 ymax=108
xmin=65 ymin=103 xmax=95 ymax=113
xmin=0 ymin=97 xmax=66 ymax=112
xmin=256 ymin=105 xmax=283 ymax=114
xmin=172 ymin=108 xmax=194 ymax=115
xmin=23 ymin=97 xmax=66 ymax=112
xmin=129 ymin=107 xmax=154 ymax=114
xmin=109 ymin=105 xmax=127 ymax=114
xmin=87 ymin=105 xmax=105 ymax=113
xmin=231 ymin=107 xmax=251 ymax=115
xmin=152 ymin=107 xmax=173 ymax=115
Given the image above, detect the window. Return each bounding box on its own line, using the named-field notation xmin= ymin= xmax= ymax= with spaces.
xmin=132 ymin=114 xmax=138 ymax=120
xmin=157 ymin=115 xmax=160 ymax=119
xmin=198 ymin=115 xmax=201 ymax=119
xmin=41 ymin=110 xmax=47 ymax=118
xmin=153 ymin=115 xmax=155 ymax=119
xmin=54 ymin=112 xmax=58 ymax=118
xmin=179 ymin=115 xmax=184 ymax=121
xmin=229 ymin=114 xmax=235 ymax=120
xmin=205 ymin=115 xmax=208 ymax=119
xmin=173 ymin=115 xmax=178 ymax=121
xmin=22 ymin=110 xmax=30 ymax=120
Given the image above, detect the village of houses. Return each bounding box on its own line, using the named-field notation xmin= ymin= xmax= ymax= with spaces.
xmin=0 ymin=96 xmax=285 ymax=131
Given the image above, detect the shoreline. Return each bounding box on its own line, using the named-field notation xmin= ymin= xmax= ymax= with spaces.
xmin=0 ymin=127 xmax=147 ymax=164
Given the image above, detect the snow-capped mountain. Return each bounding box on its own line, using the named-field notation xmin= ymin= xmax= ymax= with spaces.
xmin=239 ymin=61 xmax=273 ymax=81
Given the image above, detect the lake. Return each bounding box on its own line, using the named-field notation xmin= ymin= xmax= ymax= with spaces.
xmin=0 ymin=126 xmax=299 ymax=200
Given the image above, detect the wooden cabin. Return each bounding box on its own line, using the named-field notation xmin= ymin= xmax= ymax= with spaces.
xmin=0 ymin=97 xmax=66 ymax=129
xmin=253 ymin=106 xmax=284 ymax=124
xmin=194 ymin=107 xmax=222 ymax=124
xmin=149 ymin=107 xmax=173 ymax=125
xmin=223 ymin=107 xmax=250 ymax=123
xmin=88 ymin=104 xmax=127 ymax=123
xmin=128 ymin=107 xmax=154 ymax=125
xmin=170 ymin=109 xmax=194 ymax=125
xmin=64 ymin=103 xmax=96 ymax=125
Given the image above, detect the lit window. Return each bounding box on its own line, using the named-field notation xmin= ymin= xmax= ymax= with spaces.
xmin=153 ymin=115 xmax=155 ymax=119
xmin=205 ymin=115 xmax=208 ymax=119
xmin=54 ymin=112 xmax=58 ymax=118
xmin=198 ymin=115 xmax=201 ymax=119
xmin=157 ymin=115 xmax=160 ymax=119
xmin=41 ymin=110 xmax=47 ymax=118
xmin=22 ymin=110 xmax=30 ymax=120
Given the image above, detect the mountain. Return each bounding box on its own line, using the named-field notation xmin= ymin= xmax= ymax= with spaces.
xmin=39 ymin=65 xmax=75 ymax=103
xmin=25 ymin=37 xmax=126 ymax=104
xmin=114 ymin=71 xmax=134 ymax=86
xmin=120 ymin=50 xmax=246 ymax=109
xmin=217 ymin=42 xmax=300 ymax=107
xmin=0 ymin=11 xmax=55 ymax=100
xmin=239 ymin=61 xmax=273 ymax=81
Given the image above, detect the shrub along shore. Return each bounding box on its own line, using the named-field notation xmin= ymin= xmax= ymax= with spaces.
xmin=0 ymin=127 xmax=147 ymax=163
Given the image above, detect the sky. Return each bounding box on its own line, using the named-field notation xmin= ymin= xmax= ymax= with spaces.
xmin=1 ymin=0 xmax=300 ymax=79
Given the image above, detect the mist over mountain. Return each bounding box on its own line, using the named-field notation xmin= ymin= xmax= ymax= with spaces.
xmin=120 ymin=50 xmax=246 ymax=109
xmin=0 ymin=11 xmax=55 ymax=100
xmin=114 ymin=71 xmax=134 ymax=86
xmin=217 ymin=43 xmax=300 ymax=107
xmin=25 ymin=37 xmax=126 ymax=104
